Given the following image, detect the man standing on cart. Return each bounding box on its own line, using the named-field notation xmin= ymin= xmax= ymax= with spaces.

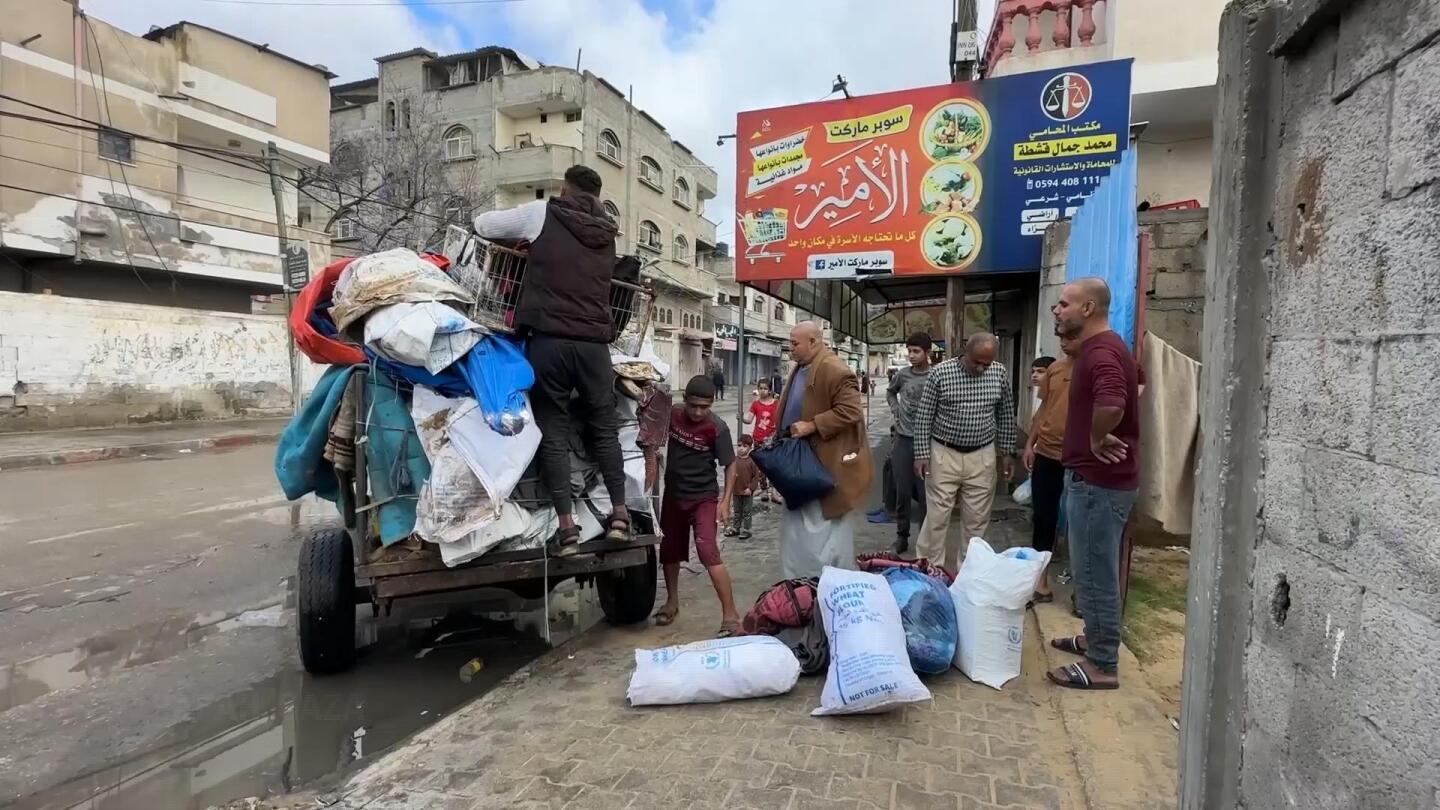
xmin=474 ymin=165 xmax=631 ymax=553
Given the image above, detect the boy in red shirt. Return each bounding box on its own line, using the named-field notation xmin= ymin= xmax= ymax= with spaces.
xmin=653 ymin=376 xmax=741 ymax=637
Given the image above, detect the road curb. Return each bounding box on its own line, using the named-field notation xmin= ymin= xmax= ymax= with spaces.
xmin=0 ymin=430 xmax=282 ymax=471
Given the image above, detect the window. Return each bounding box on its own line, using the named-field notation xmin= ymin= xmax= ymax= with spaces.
xmin=443 ymin=196 xmax=469 ymax=224
xmin=599 ymin=129 xmax=622 ymax=164
xmin=385 ymin=101 xmax=396 ymax=132
xmin=333 ymin=218 xmax=358 ymax=240
xmin=98 ymin=127 xmax=133 ymax=164
xmin=539 ymin=113 xmax=548 ymax=124
xmin=638 ymin=219 xmax=661 ymax=252
xmin=401 ymin=99 xmax=412 ymax=130
xmin=716 ymin=292 xmax=726 ymax=305
xmin=449 ymin=60 xmax=474 ymax=85
xmin=639 ymin=156 xmax=663 ymax=189
xmin=751 ymin=295 xmax=763 ymax=314
xmin=297 ymin=204 xmax=312 ymax=228
xmin=774 ymin=303 xmax=786 ymax=320
xmin=565 ymin=110 xmax=582 ymax=123
xmin=601 ymin=199 xmax=623 ymax=234
xmin=672 ymin=234 xmax=689 ymax=263
xmin=534 ymin=188 xmax=545 ymax=200
xmin=443 ymin=125 xmax=473 ymax=159
xmin=673 ymin=176 xmax=690 ymax=207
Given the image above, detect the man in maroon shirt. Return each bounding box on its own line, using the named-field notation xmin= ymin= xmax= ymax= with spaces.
xmin=1047 ymin=277 xmax=1140 ymax=691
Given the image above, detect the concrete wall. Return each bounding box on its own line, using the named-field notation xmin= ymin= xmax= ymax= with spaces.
xmin=1138 ymin=132 xmax=1215 ymax=207
xmin=1036 ymin=207 xmax=1207 ymax=361
xmin=0 ymin=291 xmax=296 ymax=429
xmin=1180 ymin=1 xmax=1440 ymax=807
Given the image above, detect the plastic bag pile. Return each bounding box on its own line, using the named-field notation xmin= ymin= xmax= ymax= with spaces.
xmin=282 ymin=247 xmax=668 ymax=566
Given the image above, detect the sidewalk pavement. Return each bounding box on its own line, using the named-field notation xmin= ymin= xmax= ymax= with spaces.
xmin=0 ymin=418 xmax=287 ymax=471
xmin=269 ymin=445 xmax=1096 ymax=810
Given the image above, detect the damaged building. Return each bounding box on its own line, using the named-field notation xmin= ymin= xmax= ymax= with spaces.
xmin=0 ymin=1 xmax=333 ymax=428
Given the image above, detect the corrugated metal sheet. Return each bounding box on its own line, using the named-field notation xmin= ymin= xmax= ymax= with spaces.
xmin=1064 ymin=146 xmax=1140 ymax=348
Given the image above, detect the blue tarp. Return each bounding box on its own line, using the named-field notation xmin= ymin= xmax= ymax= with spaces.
xmin=1065 ymin=146 xmax=1140 ymax=348
xmin=274 ymin=364 xmax=431 ymax=547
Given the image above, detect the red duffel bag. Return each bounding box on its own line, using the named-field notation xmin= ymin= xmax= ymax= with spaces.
xmin=290 ymin=252 xmax=454 ymax=366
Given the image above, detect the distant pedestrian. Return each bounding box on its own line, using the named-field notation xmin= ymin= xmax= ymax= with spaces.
xmin=885 ymin=332 xmax=934 ymax=555
xmin=770 ymin=369 xmax=783 ymax=396
xmin=860 ymin=371 xmax=871 ymax=395
xmin=711 ymin=366 xmax=726 ymax=400
xmin=1046 ymin=277 xmax=1140 ymax=692
xmin=654 ymin=375 xmax=742 ymax=637
xmin=911 ymin=332 xmax=1017 ymax=570
xmin=725 ymin=434 xmax=759 ymax=540
xmin=1023 ymin=345 xmax=1073 ymax=602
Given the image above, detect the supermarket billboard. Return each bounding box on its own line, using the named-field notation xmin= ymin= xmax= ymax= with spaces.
xmin=734 ymin=60 xmax=1132 ymax=282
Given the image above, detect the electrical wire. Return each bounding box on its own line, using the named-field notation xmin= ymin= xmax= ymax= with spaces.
xmin=84 ymin=14 xmax=173 ymax=288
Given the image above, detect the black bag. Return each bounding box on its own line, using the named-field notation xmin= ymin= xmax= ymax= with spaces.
xmin=752 ymin=436 xmax=834 ymax=510
xmin=774 ymin=612 xmax=829 ymax=676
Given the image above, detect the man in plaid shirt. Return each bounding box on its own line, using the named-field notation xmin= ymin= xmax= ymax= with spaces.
xmin=911 ymin=332 xmax=1017 ymax=569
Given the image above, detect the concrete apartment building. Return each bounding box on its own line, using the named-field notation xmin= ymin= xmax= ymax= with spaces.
xmin=327 ymin=47 xmax=722 ymax=383
xmin=0 ymin=1 xmax=334 ymax=428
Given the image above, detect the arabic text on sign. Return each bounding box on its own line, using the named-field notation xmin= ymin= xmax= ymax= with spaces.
xmin=1012 ymin=133 xmax=1118 ymax=162
xmin=824 ymin=105 xmax=914 ymax=144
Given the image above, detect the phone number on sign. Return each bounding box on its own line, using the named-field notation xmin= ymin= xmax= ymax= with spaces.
xmin=1025 ymin=174 xmax=1109 ymax=190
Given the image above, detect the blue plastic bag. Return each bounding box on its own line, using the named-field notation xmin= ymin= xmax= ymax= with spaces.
xmin=883 ymin=567 xmax=959 ymax=675
xmin=458 ymin=335 xmax=534 ymax=435
xmin=752 ymin=437 xmax=834 ymax=510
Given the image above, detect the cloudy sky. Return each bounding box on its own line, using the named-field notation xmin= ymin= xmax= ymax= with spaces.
xmin=89 ymin=0 xmax=996 ymax=245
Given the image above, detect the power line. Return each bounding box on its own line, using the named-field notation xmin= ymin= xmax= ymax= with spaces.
xmin=84 ymin=13 xmax=173 ymax=288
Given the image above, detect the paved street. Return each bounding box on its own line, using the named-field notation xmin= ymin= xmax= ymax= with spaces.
xmin=0 ymin=444 xmax=565 ymax=809
xmin=255 ymin=420 xmax=1091 ymax=810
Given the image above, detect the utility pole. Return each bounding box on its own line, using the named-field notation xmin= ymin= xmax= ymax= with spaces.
xmin=267 ymin=141 xmax=303 ymax=415
xmin=736 ymin=298 xmax=748 ymax=439
xmin=946 ymin=0 xmax=979 ymax=358
xmin=951 ymin=0 xmax=981 ymax=81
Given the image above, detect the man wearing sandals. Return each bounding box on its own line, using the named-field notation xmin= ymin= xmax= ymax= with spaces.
xmin=1047 ymin=278 xmax=1141 ymax=691
xmin=652 ymin=376 xmax=742 ymax=636
xmin=473 ymin=165 xmax=632 ymax=553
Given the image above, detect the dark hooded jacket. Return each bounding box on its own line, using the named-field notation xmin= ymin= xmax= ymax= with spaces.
xmin=516 ymin=193 xmax=619 ymax=342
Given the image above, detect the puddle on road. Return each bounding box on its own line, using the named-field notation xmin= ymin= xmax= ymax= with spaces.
xmin=12 ymin=581 xmax=604 ymax=810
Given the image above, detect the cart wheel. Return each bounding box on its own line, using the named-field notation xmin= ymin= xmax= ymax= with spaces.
xmin=297 ymin=528 xmax=357 ymax=674
xmin=597 ymin=546 xmax=658 ymax=625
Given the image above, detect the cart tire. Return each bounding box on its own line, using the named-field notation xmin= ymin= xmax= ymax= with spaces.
xmin=298 ymin=528 xmax=357 ymax=674
xmin=597 ymin=545 xmax=658 ymax=626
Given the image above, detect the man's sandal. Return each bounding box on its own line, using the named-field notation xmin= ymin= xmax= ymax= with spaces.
xmin=653 ymin=605 xmax=679 ymax=626
xmin=1051 ymin=635 xmax=1087 ymax=656
xmin=548 ymin=525 xmax=581 ymax=557
xmin=604 ymin=514 xmax=631 ymax=543
xmin=1047 ymin=662 xmax=1118 ymax=690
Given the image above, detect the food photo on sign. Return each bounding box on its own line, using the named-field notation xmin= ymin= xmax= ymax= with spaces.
xmin=733 ymin=60 xmax=1133 ymax=283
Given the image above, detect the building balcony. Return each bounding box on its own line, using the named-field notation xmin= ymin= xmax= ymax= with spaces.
xmin=983 ymin=0 xmax=1111 ymax=76
xmin=495 ymin=144 xmax=583 ymax=189
xmin=491 ymin=67 xmax=585 ymax=116
xmin=982 ymin=0 xmax=1222 ymax=147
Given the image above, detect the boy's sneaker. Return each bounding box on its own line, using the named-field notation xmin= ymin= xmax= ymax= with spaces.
xmin=723 ymin=528 xmax=739 ymax=538
xmin=739 ymin=530 xmax=753 ymax=540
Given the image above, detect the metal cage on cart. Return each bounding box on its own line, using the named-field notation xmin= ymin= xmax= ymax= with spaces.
xmin=445 ymin=226 xmax=655 ymax=356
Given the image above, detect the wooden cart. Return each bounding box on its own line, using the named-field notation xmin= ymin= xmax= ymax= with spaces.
xmin=296 ymin=366 xmax=659 ymax=674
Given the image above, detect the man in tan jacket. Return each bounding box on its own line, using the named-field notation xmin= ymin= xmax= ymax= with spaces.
xmin=774 ymin=321 xmax=873 ymax=578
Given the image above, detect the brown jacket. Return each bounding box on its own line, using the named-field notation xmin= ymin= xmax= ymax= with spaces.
xmin=777 ymin=349 xmax=873 ymax=519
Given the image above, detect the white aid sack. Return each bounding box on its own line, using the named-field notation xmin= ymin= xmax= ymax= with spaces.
xmin=812 ymin=566 xmax=931 ymax=716
xmin=949 ymin=538 xmax=1052 ymax=689
xmin=363 ymin=301 xmax=483 ymax=374
xmin=627 ymin=636 xmax=800 ymax=706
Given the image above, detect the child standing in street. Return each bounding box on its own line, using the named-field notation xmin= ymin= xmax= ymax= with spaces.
xmin=745 ymin=378 xmax=781 ymax=502
xmin=653 ymin=376 xmax=742 ymax=637
xmin=724 ymin=434 xmax=760 ymax=540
